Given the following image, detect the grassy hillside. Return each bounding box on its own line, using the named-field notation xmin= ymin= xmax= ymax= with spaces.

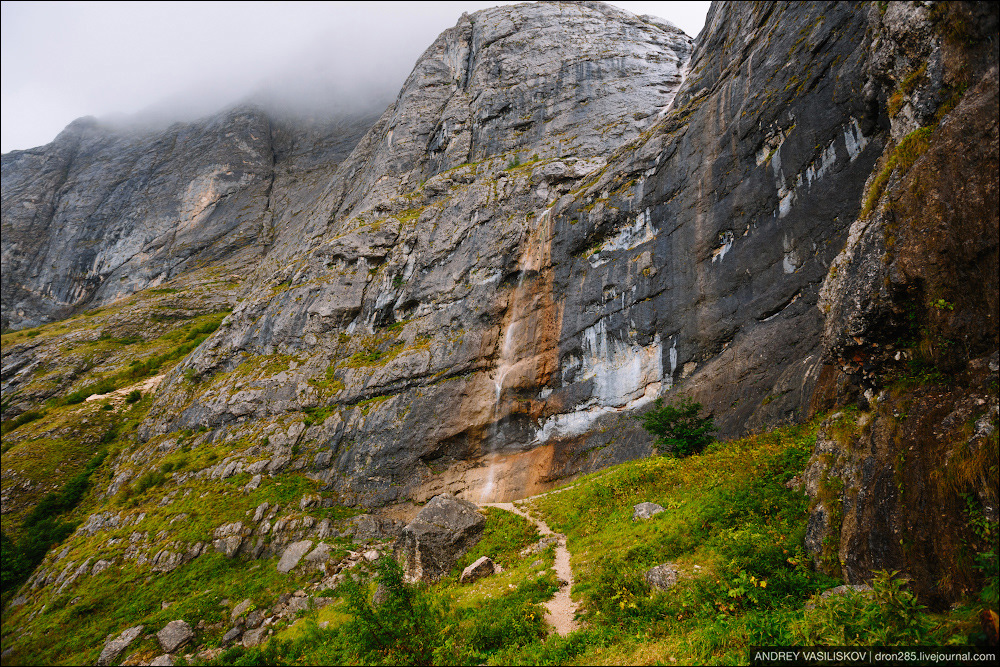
xmin=2 ymin=413 xmax=974 ymax=666
xmin=2 ymin=289 xmax=996 ymax=664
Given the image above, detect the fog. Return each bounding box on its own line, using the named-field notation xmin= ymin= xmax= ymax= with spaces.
xmin=1 ymin=1 xmax=709 ymax=153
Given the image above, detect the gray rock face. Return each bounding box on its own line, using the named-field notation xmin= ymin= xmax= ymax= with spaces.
xmin=156 ymin=619 xmax=194 ymax=653
xmin=276 ymin=540 xmax=313 ymax=573
xmin=129 ymin=0 xmax=883 ymax=508
xmin=0 ymin=108 xmax=378 ymax=331
xmin=4 ymin=1 xmax=992 ymax=536
xmin=632 ymin=502 xmax=665 ymax=521
xmin=149 ymin=655 xmax=174 ymax=667
xmin=395 ymin=494 xmax=485 ymax=582
xmin=350 ymin=514 xmax=404 ymax=544
xmin=97 ymin=624 xmax=143 ymax=666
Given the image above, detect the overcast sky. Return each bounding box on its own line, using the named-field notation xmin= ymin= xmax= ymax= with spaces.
xmin=0 ymin=1 xmax=710 ymax=153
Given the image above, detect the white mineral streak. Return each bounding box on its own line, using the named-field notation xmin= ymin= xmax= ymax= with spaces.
xmin=535 ymin=321 xmax=662 ymax=444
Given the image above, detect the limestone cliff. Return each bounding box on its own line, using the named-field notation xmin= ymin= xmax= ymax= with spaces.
xmin=2 ymin=0 xmax=998 ymax=610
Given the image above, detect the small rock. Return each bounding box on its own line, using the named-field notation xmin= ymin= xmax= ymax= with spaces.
xmin=304 ymin=543 xmax=332 ymax=564
xmin=221 ymin=627 xmax=242 ymax=645
xmin=246 ymin=609 xmax=264 ymax=629
xmin=519 ymin=536 xmax=558 ymax=557
xmin=242 ymin=627 xmax=267 ymax=648
xmin=97 ymin=625 xmax=144 ymax=666
xmin=644 ymin=563 xmax=679 ymax=590
xmin=363 ymin=549 xmax=379 ymax=562
xmin=157 ymin=620 xmax=194 ymax=653
xmin=149 ymin=654 xmax=173 ymax=666
xmin=805 ymin=584 xmax=873 ymax=609
xmin=285 ymin=596 xmax=311 ymax=613
xmin=460 ymin=556 xmax=498 ymax=584
xmin=277 ymin=540 xmax=313 ymax=573
xmin=231 ymin=599 xmax=252 ymax=621
xmin=632 ymin=502 xmax=665 ymax=521
xmin=530 ymin=559 xmax=544 ymax=569
xmin=245 ymin=474 xmax=262 ymax=492
xmin=372 ymin=583 xmax=390 ymax=606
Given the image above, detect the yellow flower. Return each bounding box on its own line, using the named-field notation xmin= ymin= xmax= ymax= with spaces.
xmin=760 ymin=580 xmax=767 ymax=588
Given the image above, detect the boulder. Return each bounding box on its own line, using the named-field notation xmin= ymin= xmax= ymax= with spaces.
xmin=350 ymin=514 xmax=404 ymax=544
xmin=644 ymin=563 xmax=679 ymax=590
xmin=460 ymin=556 xmax=498 ymax=584
xmin=221 ymin=627 xmax=242 ymax=646
xmin=242 ymin=627 xmax=267 ymax=648
xmin=97 ymin=625 xmax=143 ymax=666
xmin=156 ymin=620 xmax=193 ymax=653
xmin=394 ymin=494 xmax=485 ymax=582
xmin=632 ymin=502 xmax=665 ymax=521
xmin=230 ymin=598 xmax=252 ymax=621
xmin=276 ymin=540 xmax=313 ymax=573
xmin=149 ymin=655 xmax=173 ymax=666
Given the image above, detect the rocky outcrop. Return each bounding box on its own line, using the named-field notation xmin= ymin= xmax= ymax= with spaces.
xmin=0 ymin=107 xmax=378 ymax=331
xmin=96 ymin=625 xmax=144 ymax=666
xmin=797 ymin=1 xmax=999 ymax=607
xmin=157 ymin=619 xmax=194 ymax=653
xmin=395 ymin=494 xmax=485 ymax=582
xmin=2 ymin=0 xmax=997 ymax=607
xmin=632 ymin=502 xmax=664 ymax=521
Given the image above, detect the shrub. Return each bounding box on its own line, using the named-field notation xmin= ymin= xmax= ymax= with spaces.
xmin=639 ymin=396 xmax=716 ymax=457
xmin=340 ymin=557 xmax=448 ymax=665
xmin=125 ymin=390 xmax=142 ymax=404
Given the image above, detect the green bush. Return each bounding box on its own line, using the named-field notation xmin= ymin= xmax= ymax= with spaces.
xmin=1 ymin=449 xmax=107 ymax=596
xmin=125 ymin=389 xmax=142 ymax=404
xmin=0 ymin=410 xmax=45 ymax=435
xmin=639 ymin=396 xmax=716 ymax=457
xmin=340 ymin=557 xmax=448 ymax=665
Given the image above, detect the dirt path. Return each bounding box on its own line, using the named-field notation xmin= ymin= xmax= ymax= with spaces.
xmin=481 ymin=501 xmax=579 ymax=636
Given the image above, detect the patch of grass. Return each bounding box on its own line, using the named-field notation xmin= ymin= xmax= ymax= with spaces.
xmin=454 ymin=507 xmax=539 ymax=574
xmin=861 ymin=126 xmax=934 ymax=217
xmin=0 ymin=410 xmax=46 ymax=436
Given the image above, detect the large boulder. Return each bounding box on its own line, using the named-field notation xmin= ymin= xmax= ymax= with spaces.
xmin=394 ymin=494 xmax=485 ymax=582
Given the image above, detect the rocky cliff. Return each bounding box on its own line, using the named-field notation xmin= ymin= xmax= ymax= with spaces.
xmin=2 ymin=0 xmax=998 ymax=619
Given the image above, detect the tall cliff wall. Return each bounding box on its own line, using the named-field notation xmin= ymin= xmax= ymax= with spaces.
xmin=2 ymin=1 xmax=997 ymax=602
